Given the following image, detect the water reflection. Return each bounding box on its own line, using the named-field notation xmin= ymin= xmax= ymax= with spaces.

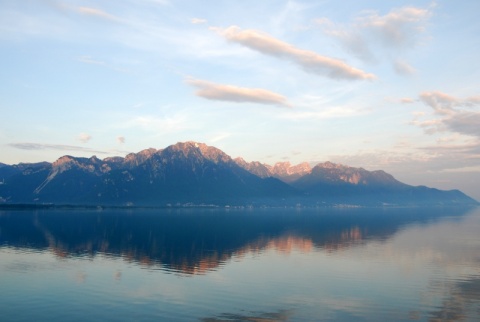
xmin=0 ymin=207 xmax=472 ymax=275
xmin=429 ymin=276 xmax=480 ymax=322
xmin=1 ymin=207 xmax=480 ymax=321
xmin=201 ymin=309 xmax=293 ymax=322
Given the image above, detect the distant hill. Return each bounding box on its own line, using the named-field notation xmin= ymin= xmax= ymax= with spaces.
xmin=0 ymin=141 xmax=478 ymax=207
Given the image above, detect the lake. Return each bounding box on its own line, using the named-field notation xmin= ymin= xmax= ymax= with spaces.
xmin=1 ymin=206 xmax=480 ymax=321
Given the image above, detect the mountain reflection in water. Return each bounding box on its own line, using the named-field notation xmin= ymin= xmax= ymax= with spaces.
xmin=1 ymin=207 xmax=480 ymax=321
xmin=0 ymin=207 xmax=470 ymax=275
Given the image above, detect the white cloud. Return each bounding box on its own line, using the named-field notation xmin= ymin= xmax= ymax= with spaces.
xmin=78 ymin=133 xmax=92 ymax=143
xmin=212 ymin=26 xmax=376 ymax=81
xmin=186 ymin=77 xmax=290 ymax=107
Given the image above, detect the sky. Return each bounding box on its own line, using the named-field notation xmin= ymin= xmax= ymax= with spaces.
xmin=1 ymin=0 xmax=479 ymax=200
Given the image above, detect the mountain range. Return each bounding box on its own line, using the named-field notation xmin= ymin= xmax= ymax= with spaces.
xmin=0 ymin=141 xmax=477 ymax=207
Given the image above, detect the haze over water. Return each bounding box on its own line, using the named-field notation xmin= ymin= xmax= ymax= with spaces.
xmin=1 ymin=207 xmax=479 ymax=321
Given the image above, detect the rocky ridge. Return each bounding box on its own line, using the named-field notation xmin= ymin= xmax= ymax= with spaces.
xmin=0 ymin=141 xmax=477 ymax=207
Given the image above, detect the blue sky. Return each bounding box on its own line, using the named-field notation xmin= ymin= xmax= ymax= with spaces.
xmin=1 ymin=0 xmax=479 ymax=200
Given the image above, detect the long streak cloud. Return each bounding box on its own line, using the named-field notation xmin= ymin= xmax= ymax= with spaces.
xmin=186 ymin=78 xmax=290 ymax=107
xmin=212 ymin=26 xmax=376 ymax=81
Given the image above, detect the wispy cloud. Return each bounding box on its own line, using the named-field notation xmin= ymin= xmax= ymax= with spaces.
xmin=317 ymin=5 xmax=432 ymax=75
xmin=413 ymin=91 xmax=480 ymax=138
xmin=75 ymin=6 xmax=123 ymax=23
xmin=44 ymin=3 xmax=125 ymax=23
xmin=393 ymin=59 xmax=416 ymax=75
xmin=186 ymin=77 xmax=291 ymax=107
xmin=330 ymin=136 xmax=480 ymax=179
xmin=400 ymin=97 xmax=415 ymax=104
xmin=78 ymin=55 xmax=105 ymax=65
xmin=328 ymin=134 xmax=479 ymax=177
xmin=210 ymin=133 xmax=231 ymax=143
xmin=419 ymin=91 xmax=480 ymax=115
xmin=316 ymin=18 xmax=374 ymax=63
xmin=9 ymin=143 xmax=108 ymax=154
xmin=443 ymin=112 xmax=480 ymax=138
xmin=141 ymin=0 xmax=170 ymax=5
xmin=122 ymin=113 xmax=192 ymax=134
xmin=211 ymin=26 xmax=376 ymax=81
xmin=191 ymin=18 xmax=207 ymax=25
xmin=358 ymin=6 xmax=431 ymax=48
xmin=328 ymin=141 xmax=480 ymax=176
xmin=77 ymin=133 xmax=92 ymax=143
xmin=421 ymin=139 xmax=480 ymax=156
xmin=279 ymin=106 xmax=367 ymax=120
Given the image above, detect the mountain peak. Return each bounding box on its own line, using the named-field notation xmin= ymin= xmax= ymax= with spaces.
xmin=307 ymin=162 xmax=402 ymax=187
xmin=167 ymin=141 xmax=232 ymax=164
xmin=234 ymin=159 xmax=312 ymax=182
xmin=272 ymin=161 xmax=311 ymax=175
xmin=316 ymin=161 xmax=346 ymax=169
xmin=51 ymin=155 xmax=106 ymax=175
xmin=123 ymin=148 xmax=158 ymax=167
xmin=52 ymin=155 xmax=77 ymax=170
xmin=233 ymin=158 xmax=272 ymax=178
xmin=89 ymin=155 xmax=101 ymax=163
xmin=269 ymin=161 xmax=312 ymax=183
xmin=167 ymin=141 xmax=203 ymax=153
xmin=54 ymin=155 xmax=75 ymax=164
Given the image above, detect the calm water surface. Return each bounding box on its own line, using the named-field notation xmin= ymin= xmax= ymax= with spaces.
xmin=1 ymin=207 xmax=480 ymax=321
